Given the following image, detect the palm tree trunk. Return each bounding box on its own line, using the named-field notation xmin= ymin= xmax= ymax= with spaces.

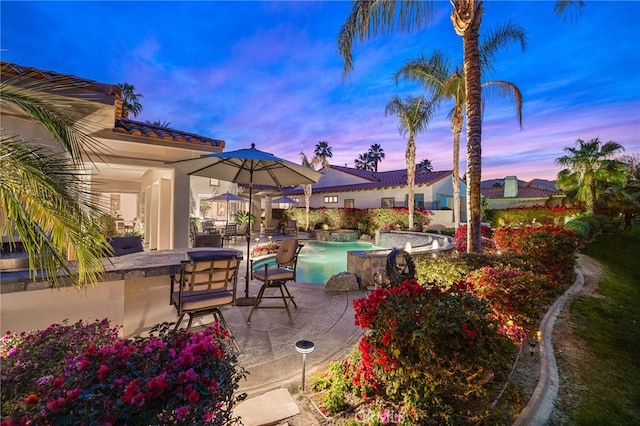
xmin=453 ymin=0 xmax=483 ymax=253
xmin=451 ymin=108 xmax=463 ymax=230
xmin=303 ymin=184 xmax=312 ymax=231
xmin=407 ymin=135 xmax=417 ymax=229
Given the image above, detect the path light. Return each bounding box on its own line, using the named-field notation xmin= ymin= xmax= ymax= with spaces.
xmin=295 ymin=340 xmax=315 ymax=391
xmin=529 ymin=330 xmax=541 ymax=357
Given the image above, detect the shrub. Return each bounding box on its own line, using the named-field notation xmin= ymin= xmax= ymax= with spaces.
xmin=1 ymin=319 xmax=120 ymax=416
xmin=1 ymin=322 xmax=245 ymax=425
xmin=454 ymin=224 xmax=495 ymax=252
xmin=352 ymin=280 xmax=515 ymax=422
xmin=493 ymin=225 xmax=578 ymax=287
xmin=414 ymin=255 xmax=470 ymax=288
xmin=466 ymin=266 xmax=549 ymax=329
xmin=485 ymin=206 xmax=581 ymax=227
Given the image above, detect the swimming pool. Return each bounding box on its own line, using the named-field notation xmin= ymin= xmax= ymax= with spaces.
xmin=252 ymin=240 xmax=378 ymax=284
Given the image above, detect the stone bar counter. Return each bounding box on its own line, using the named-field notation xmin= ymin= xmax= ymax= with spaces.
xmin=0 ymin=249 xmax=243 ymax=337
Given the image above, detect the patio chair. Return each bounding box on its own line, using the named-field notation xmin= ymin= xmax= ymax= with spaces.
xmin=264 ymin=219 xmax=280 ymax=236
xmin=247 ymin=239 xmax=303 ymax=325
xmin=284 ymin=220 xmax=297 ymax=235
xmin=170 ymin=252 xmax=241 ymax=352
xmin=224 ymin=223 xmax=239 ymax=243
xmin=193 ymin=233 xmax=224 ymax=248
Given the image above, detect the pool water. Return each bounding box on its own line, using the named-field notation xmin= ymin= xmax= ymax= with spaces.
xmin=253 ymin=240 xmax=378 ymax=284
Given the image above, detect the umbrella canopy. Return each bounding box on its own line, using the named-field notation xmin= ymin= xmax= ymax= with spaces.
xmin=202 ymin=192 xmax=247 ymax=203
xmin=168 ymin=143 xmax=323 ymax=305
xmin=168 ymin=143 xmax=323 ymax=188
xmin=202 ymin=192 xmax=247 ymax=224
xmin=272 ymin=196 xmax=299 ymax=205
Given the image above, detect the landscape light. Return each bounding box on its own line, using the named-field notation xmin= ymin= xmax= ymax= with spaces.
xmin=295 ymin=340 xmax=315 ymax=391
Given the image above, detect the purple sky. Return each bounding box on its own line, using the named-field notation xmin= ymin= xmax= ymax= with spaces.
xmin=2 ymin=1 xmax=639 ymax=181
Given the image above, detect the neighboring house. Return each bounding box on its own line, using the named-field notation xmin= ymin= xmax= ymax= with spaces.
xmin=1 ymin=62 xmax=235 ymax=250
xmin=481 ymin=176 xmax=566 ymax=210
xmin=284 ymin=164 xmax=467 ymax=228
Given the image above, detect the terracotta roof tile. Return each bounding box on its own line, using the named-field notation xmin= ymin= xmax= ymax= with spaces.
xmin=481 ymin=185 xmax=563 ymax=199
xmin=1 ymin=61 xmax=120 ymax=96
xmin=285 ymin=165 xmax=452 ymax=195
xmin=114 ymin=120 xmax=225 ymax=148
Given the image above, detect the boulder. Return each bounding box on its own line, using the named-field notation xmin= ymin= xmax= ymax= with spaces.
xmin=324 ymin=272 xmax=360 ymax=292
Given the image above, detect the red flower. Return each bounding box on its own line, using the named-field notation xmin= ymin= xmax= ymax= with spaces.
xmin=24 ymin=394 xmax=38 ymax=405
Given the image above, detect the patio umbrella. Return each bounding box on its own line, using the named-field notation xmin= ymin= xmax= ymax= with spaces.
xmin=167 ymin=143 xmax=323 ymax=305
xmin=271 ymin=196 xmax=299 ymax=205
xmin=202 ymin=191 xmax=247 ymax=224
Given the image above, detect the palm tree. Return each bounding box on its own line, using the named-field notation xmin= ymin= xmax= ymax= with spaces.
xmin=118 ymin=82 xmax=143 ymax=119
xmin=338 ymin=0 xmax=584 ymax=253
xmin=299 ymin=151 xmax=323 ymax=231
xmin=1 ymin=71 xmax=112 ymax=287
xmin=147 ymin=120 xmax=171 ymax=127
xmin=418 ymin=158 xmax=433 ymax=172
xmin=367 ymin=143 xmax=386 ymax=172
xmin=385 ymin=95 xmax=436 ymax=229
xmin=395 ymin=23 xmax=525 ymax=230
xmin=313 ymin=141 xmax=333 ymax=164
xmin=556 ymin=137 xmax=626 ymax=213
xmin=354 ymin=152 xmax=374 ymax=171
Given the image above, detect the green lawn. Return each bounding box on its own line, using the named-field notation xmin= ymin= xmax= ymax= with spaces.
xmin=565 ymin=225 xmax=640 ymax=424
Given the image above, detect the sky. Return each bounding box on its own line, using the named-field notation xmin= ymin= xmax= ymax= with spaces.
xmin=2 ymin=1 xmax=639 ymax=182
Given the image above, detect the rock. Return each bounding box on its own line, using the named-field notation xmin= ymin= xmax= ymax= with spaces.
xmin=324 ymin=272 xmax=360 ymax=292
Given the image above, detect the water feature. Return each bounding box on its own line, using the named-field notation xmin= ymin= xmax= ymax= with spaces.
xmin=252 ymin=240 xmax=378 ymax=284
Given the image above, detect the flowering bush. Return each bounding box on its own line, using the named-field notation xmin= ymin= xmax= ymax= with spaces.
xmin=1 ymin=319 xmax=120 ymax=417
xmin=466 ymin=266 xmax=549 ymax=332
xmin=454 ymin=224 xmax=495 ymax=252
xmin=352 ymin=280 xmax=515 ymax=422
xmin=251 ymin=241 xmax=280 ymax=257
xmin=1 ymin=321 xmax=245 ymax=425
xmin=288 ymin=207 xmax=432 ymax=235
xmin=493 ymin=225 xmax=578 ymax=287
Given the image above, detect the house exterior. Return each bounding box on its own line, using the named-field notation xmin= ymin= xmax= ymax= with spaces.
xmin=284 ymin=164 xmax=467 ymax=228
xmin=1 ymin=62 xmax=239 ymax=250
xmin=481 ymin=176 xmax=566 ymax=209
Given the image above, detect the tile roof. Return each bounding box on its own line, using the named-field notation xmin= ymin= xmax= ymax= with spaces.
xmin=481 ymin=185 xmax=563 ymax=199
xmin=1 ymin=61 xmax=120 ymax=97
xmin=285 ymin=165 xmax=453 ymax=195
xmin=2 ymin=62 xmax=226 ymax=149
xmin=114 ymin=119 xmax=225 ymax=148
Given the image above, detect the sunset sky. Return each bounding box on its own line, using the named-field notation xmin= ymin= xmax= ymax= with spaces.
xmin=2 ymin=1 xmax=639 ymax=181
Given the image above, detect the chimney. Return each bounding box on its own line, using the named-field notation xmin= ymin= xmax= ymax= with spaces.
xmin=504 ymin=176 xmax=518 ymax=198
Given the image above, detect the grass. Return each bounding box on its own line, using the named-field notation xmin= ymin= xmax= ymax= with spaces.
xmin=564 ymin=225 xmax=640 ymax=424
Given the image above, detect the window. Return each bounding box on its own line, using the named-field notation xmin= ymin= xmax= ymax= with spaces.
xmin=381 ymin=197 xmax=395 ymax=208
xmin=404 ymin=194 xmax=424 ymax=209
xmin=344 ymin=199 xmax=354 ymax=208
xmin=324 ymin=195 xmax=338 ymax=204
xmin=209 ymin=179 xmax=219 ymax=186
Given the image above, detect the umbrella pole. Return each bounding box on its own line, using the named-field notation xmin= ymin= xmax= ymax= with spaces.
xmin=235 ymin=183 xmax=256 ymax=306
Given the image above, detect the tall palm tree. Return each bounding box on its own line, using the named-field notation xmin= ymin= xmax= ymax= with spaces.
xmin=118 ymin=82 xmax=143 ymax=119
xmin=395 ymin=22 xmax=525 ymax=230
xmin=367 ymin=143 xmax=386 ymax=172
xmin=354 ymin=152 xmax=374 ymax=171
xmin=385 ymin=95 xmax=436 ymax=229
xmin=418 ymin=158 xmax=433 ymax=172
xmin=556 ymin=137 xmax=626 ymax=213
xmin=299 ymin=151 xmax=323 ymax=231
xmin=338 ymin=0 xmax=584 ymax=253
xmin=1 ymin=72 xmax=111 ymax=287
xmin=313 ymin=140 xmax=333 ymax=164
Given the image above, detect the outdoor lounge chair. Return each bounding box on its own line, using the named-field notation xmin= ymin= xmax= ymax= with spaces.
xmin=170 ymin=252 xmax=241 ymax=352
xmin=223 ymin=223 xmax=239 ymax=243
xmin=284 ymin=220 xmax=297 ymax=235
xmin=193 ymin=234 xmax=224 ymax=248
xmin=247 ymin=239 xmax=303 ymax=324
xmin=264 ymin=219 xmax=280 ymax=236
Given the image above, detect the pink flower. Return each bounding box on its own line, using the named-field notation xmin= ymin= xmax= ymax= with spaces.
xmin=175 ymin=406 xmax=190 ymax=421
